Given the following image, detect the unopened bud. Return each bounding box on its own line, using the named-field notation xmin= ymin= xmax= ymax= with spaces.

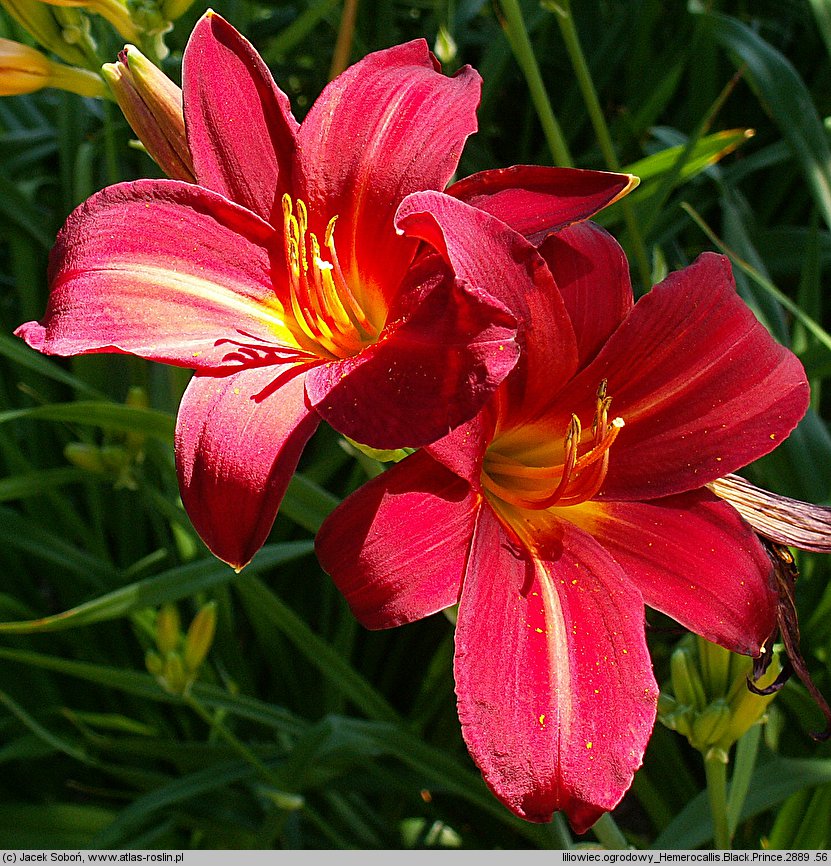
xmin=0 ymin=37 xmax=104 ymax=97
xmin=145 ymin=649 xmax=163 ymax=677
xmin=433 ymin=26 xmax=457 ymax=66
xmin=660 ymin=635 xmax=783 ymax=756
xmin=691 ymin=699 xmax=732 ymax=749
xmin=102 ymin=44 xmax=193 ymax=180
xmin=183 ymin=601 xmax=217 ymax=673
xmin=0 ymin=0 xmax=89 ymax=66
xmin=41 ymin=0 xmax=141 ymax=44
xmin=64 ymin=442 xmax=107 ymax=474
xmin=669 ymin=644 xmax=707 ymax=712
xmin=124 ymin=386 xmax=149 ymax=453
xmin=162 ymin=651 xmax=188 ymax=694
xmin=155 ymin=603 xmax=181 ymax=656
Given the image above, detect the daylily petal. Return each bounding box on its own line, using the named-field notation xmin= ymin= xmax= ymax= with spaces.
xmin=448 ymin=165 xmax=637 ymax=244
xmin=425 ymin=411 xmax=495 ymax=486
xmin=295 ymin=40 xmax=481 ymax=299
xmin=455 ymin=506 xmax=657 ymax=832
xmin=571 ymin=491 xmax=777 ymax=655
xmin=547 ymin=253 xmax=809 ymax=499
xmin=315 ymin=450 xmax=479 ymax=629
xmin=305 ymin=264 xmax=518 ymax=450
xmin=183 ymin=12 xmax=298 ymax=223
xmin=395 ymin=190 xmax=578 ymax=421
xmin=15 ymin=180 xmax=291 ymax=369
xmin=538 ymin=222 xmax=633 ymax=367
xmin=176 ymin=364 xmax=319 ymax=570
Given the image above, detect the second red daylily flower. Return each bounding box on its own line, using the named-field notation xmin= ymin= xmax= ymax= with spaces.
xmin=316 ymin=196 xmax=810 ymax=831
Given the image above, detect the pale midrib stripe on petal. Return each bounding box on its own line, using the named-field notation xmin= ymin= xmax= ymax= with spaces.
xmin=69 ymin=263 xmax=295 ymax=343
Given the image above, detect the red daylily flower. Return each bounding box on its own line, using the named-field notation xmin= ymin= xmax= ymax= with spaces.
xmin=316 ymin=198 xmax=809 ymax=832
xmin=15 ymin=13 xmax=632 ymax=569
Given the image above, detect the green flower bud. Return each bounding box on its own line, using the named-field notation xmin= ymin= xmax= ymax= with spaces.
xmin=161 ymin=651 xmax=188 ymax=694
xmin=661 ymin=634 xmax=783 ymax=756
xmin=691 ymin=698 xmax=732 ymax=749
xmin=669 ymin=643 xmax=707 ymax=711
xmin=155 ymin=603 xmax=181 ymax=656
xmin=183 ymin=601 xmax=217 ymax=673
xmin=145 ymin=648 xmax=163 ymax=677
xmin=64 ymin=442 xmax=107 ymax=474
xmin=42 ymin=0 xmax=141 ymax=44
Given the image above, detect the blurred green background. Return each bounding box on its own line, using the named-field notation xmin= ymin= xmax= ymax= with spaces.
xmin=1 ymin=0 xmax=831 ymax=850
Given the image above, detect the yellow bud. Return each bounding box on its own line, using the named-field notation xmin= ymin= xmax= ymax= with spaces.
xmin=0 ymin=37 xmax=105 ymax=97
xmin=145 ymin=649 xmax=163 ymax=677
xmin=155 ymin=604 xmax=181 ymax=656
xmin=39 ymin=0 xmax=141 ymax=44
xmin=64 ymin=442 xmax=106 ymax=474
xmin=0 ymin=38 xmax=53 ymax=95
xmin=162 ymin=651 xmax=188 ymax=694
xmin=183 ymin=601 xmax=217 ymax=673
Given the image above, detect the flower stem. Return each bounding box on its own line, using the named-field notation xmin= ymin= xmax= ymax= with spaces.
xmin=592 ymin=812 xmax=629 ymax=850
xmin=184 ymin=691 xmax=284 ymax=789
xmin=547 ymin=0 xmax=651 ymax=291
xmin=704 ymin=748 xmax=731 ymax=850
xmin=497 ymin=0 xmax=573 ymax=167
xmin=726 ymin=724 xmax=761 ymax=837
xmin=551 ymin=813 xmax=574 ymax=849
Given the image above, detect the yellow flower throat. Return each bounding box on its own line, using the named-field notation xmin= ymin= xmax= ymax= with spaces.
xmin=281 ymin=194 xmax=379 ymax=358
xmin=482 ymin=380 xmax=624 ymax=510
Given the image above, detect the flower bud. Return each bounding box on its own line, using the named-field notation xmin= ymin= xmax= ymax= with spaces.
xmin=659 ymin=635 xmax=782 ymax=755
xmin=183 ymin=601 xmax=217 ymax=673
xmin=64 ymin=441 xmax=107 ymax=474
xmin=0 ymin=0 xmax=89 ymax=66
xmin=158 ymin=0 xmax=196 ymax=22
xmin=155 ymin=603 xmax=181 ymax=656
xmin=0 ymin=37 xmax=52 ymax=94
xmin=0 ymin=37 xmax=104 ymax=97
xmin=161 ymin=651 xmax=188 ymax=694
xmin=669 ymin=643 xmax=707 ymax=711
xmin=146 ymin=603 xmax=215 ymax=695
xmin=40 ymin=0 xmax=141 ymax=45
xmin=102 ymin=44 xmax=194 ymax=181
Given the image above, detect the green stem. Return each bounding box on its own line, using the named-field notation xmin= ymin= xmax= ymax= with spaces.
xmin=592 ymin=811 xmax=629 ymax=850
xmin=549 ymin=0 xmax=651 ymax=290
xmin=497 ymin=0 xmax=572 ymax=167
xmin=704 ymin=748 xmax=731 ymax=849
xmin=184 ymin=691 xmax=284 ymax=789
xmin=726 ymin=724 xmax=761 ymax=836
xmin=551 ymin=813 xmax=574 ymax=849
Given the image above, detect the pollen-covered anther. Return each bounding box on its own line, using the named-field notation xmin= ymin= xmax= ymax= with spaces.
xmin=281 ymin=194 xmax=379 ymax=357
xmin=482 ymin=380 xmax=624 ymax=510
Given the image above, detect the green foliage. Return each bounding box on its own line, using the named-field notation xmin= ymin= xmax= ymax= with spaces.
xmin=1 ymin=0 xmax=830 ymax=851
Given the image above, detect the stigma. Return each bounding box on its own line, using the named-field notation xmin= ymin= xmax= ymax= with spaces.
xmin=281 ymin=195 xmax=379 ymax=358
xmin=482 ymin=380 xmax=624 ymax=510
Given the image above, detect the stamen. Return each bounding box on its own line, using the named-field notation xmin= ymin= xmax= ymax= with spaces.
xmin=280 ymin=195 xmax=380 ymax=357
xmin=482 ymin=382 xmax=624 ymax=511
